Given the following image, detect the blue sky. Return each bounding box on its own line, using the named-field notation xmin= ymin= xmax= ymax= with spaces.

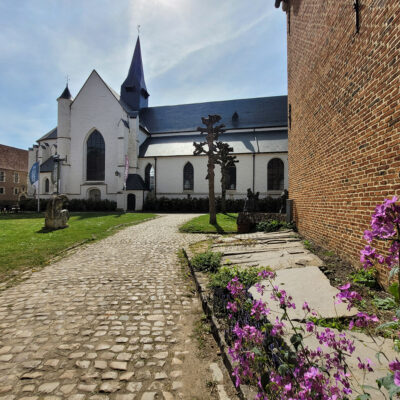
xmin=0 ymin=0 xmax=287 ymax=150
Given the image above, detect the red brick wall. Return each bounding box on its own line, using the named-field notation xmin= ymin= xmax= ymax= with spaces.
xmin=287 ymin=1 xmax=400 ymax=281
xmin=0 ymin=145 xmax=28 ymax=204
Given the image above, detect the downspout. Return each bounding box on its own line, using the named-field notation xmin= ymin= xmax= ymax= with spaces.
xmin=252 ymin=130 xmax=259 ymax=193
xmin=154 ymin=157 xmax=157 ymax=198
xmin=252 ymin=154 xmax=255 ymax=193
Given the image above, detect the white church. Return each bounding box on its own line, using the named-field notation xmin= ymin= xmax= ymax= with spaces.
xmin=28 ymin=38 xmax=288 ymax=211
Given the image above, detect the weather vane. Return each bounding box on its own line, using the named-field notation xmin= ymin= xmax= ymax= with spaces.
xmin=66 ymin=75 xmax=70 ymax=87
xmin=137 ymin=25 xmax=141 ymax=36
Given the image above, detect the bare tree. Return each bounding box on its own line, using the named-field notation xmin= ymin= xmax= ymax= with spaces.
xmin=193 ymin=115 xmax=225 ymax=225
xmin=215 ymin=141 xmax=238 ymax=214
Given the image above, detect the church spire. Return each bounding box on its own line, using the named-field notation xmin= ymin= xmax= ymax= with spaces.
xmin=120 ymin=37 xmax=149 ymax=111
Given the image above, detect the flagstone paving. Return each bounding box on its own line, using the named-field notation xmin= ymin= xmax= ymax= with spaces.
xmin=0 ymin=214 xmax=233 ymax=400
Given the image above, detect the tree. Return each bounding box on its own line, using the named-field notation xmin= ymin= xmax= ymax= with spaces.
xmin=194 ymin=115 xmax=225 ymax=225
xmin=215 ymin=141 xmax=238 ymax=214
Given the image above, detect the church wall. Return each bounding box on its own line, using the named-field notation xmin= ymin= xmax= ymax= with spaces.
xmin=138 ymin=153 xmax=288 ymax=199
xmin=286 ymin=0 xmax=400 ymax=283
xmin=67 ymin=72 xmax=127 ymax=198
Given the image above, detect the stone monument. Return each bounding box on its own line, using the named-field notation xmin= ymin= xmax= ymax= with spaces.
xmin=44 ymin=195 xmax=70 ymax=230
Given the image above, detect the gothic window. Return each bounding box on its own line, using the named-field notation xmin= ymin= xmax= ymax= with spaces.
xmin=145 ymin=163 xmax=155 ymax=191
xmin=268 ymin=158 xmax=284 ymax=191
xmin=183 ymin=162 xmax=194 ymax=190
xmin=88 ymin=188 xmax=101 ymax=201
xmin=86 ymin=130 xmax=105 ymax=181
xmin=45 ymin=178 xmax=50 ymax=193
xmin=226 ymin=165 xmax=236 ymax=190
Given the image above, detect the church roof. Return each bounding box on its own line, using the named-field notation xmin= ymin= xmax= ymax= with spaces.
xmin=139 ymin=129 xmax=288 ymax=157
xmin=126 ymin=174 xmax=147 ymax=190
xmin=40 ymin=156 xmax=55 ymax=172
xmin=139 ymin=95 xmax=287 ymax=134
xmin=38 ymin=127 xmax=57 ymax=142
xmin=59 ymin=85 xmax=72 ymax=100
xmin=120 ymin=37 xmax=149 ymax=111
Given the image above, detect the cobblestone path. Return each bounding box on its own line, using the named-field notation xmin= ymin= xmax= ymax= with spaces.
xmin=0 ymin=214 xmax=221 ymax=400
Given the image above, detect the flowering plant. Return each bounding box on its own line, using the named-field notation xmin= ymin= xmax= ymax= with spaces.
xmin=361 ymin=196 xmax=400 ymax=301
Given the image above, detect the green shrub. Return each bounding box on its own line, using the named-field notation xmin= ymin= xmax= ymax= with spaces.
xmin=191 ymin=251 xmax=222 ymax=273
xmin=143 ymin=196 xmax=285 ymax=213
xmin=256 ymin=219 xmax=291 ymax=232
xmin=19 ymin=198 xmax=117 ymax=212
xmin=372 ymin=296 xmax=397 ymax=310
xmin=351 ymin=267 xmax=379 ymax=289
xmin=209 ymin=265 xmax=267 ymax=289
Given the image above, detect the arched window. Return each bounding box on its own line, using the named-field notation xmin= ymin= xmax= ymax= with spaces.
xmin=226 ymin=165 xmax=236 ymax=190
xmin=86 ymin=130 xmax=105 ymax=181
xmin=145 ymin=163 xmax=155 ymax=191
xmin=268 ymin=158 xmax=284 ymax=191
xmin=88 ymin=188 xmax=101 ymax=201
xmin=183 ymin=162 xmax=194 ymax=190
xmin=45 ymin=178 xmax=50 ymax=193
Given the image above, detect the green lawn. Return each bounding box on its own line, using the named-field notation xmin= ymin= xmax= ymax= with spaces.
xmin=179 ymin=213 xmax=238 ymax=234
xmin=0 ymin=212 xmax=156 ymax=282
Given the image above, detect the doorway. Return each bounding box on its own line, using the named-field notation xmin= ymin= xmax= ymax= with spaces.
xmin=127 ymin=194 xmax=136 ymax=211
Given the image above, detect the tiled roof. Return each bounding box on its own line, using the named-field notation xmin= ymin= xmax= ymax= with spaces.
xmin=139 ymin=95 xmax=287 ymax=134
xmin=40 ymin=156 xmax=56 ymax=172
xmin=38 ymin=127 xmax=57 ymax=142
xmin=0 ymin=144 xmax=28 ymax=171
xmin=139 ymin=129 xmax=288 ymax=157
xmin=126 ymin=174 xmax=147 ymax=190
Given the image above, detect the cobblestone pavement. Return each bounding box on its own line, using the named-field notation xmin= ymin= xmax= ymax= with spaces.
xmin=0 ymin=214 xmax=225 ymax=400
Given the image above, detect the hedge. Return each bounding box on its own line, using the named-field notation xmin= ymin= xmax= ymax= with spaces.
xmin=18 ymin=198 xmax=117 ymax=212
xmin=143 ymin=196 xmax=285 ymax=213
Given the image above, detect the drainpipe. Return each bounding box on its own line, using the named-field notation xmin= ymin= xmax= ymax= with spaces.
xmin=154 ymin=157 xmax=157 ymax=198
xmin=252 ymin=153 xmax=255 ymax=193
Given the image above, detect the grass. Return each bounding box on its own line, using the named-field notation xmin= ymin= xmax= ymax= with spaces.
xmin=179 ymin=213 xmax=238 ymax=234
xmin=0 ymin=212 xmax=156 ymax=282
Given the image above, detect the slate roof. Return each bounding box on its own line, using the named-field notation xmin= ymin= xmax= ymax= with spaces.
xmin=139 ymin=96 xmax=287 ymax=134
xmin=126 ymin=174 xmax=147 ymax=190
xmin=139 ymin=130 xmax=288 ymax=157
xmin=40 ymin=156 xmax=55 ymax=172
xmin=59 ymin=85 xmax=72 ymax=100
xmin=38 ymin=127 xmax=57 ymax=142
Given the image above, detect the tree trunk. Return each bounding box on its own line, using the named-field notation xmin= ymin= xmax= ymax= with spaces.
xmin=207 ymin=135 xmax=217 ymax=225
xmin=221 ymin=167 xmax=226 ymax=214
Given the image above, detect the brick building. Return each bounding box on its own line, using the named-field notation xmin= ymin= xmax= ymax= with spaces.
xmin=0 ymin=144 xmax=28 ymax=205
xmin=275 ymin=1 xmax=400 ymax=280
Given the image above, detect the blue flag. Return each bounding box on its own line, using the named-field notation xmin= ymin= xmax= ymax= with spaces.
xmin=29 ymin=162 xmax=39 ymax=186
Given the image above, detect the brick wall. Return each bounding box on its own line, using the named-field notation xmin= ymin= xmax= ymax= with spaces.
xmin=286 ymin=1 xmax=400 ymax=282
xmin=0 ymin=145 xmax=28 ymax=204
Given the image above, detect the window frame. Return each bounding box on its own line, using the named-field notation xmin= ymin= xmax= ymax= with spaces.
xmin=14 ymin=172 xmax=19 ymax=183
xmin=267 ymin=158 xmax=285 ymax=191
xmin=183 ymin=162 xmax=194 ymax=191
xmin=0 ymin=171 xmax=5 ymax=182
xmin=226 ymin=165 xmax=237 ymax=191
xmin=0 ymin=187 xmax=5 ymax=195
xmin=86 ymin=130 xmax=105 ymax=182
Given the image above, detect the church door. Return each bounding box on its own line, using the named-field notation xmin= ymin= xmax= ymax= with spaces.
xmin=127 ymin=194 xmax=136 ymax=211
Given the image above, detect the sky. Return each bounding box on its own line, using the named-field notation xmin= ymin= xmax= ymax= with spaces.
xmin=0 ymin=0 xmax=287 ymax=150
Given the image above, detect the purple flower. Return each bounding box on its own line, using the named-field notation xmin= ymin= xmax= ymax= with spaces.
xmin=395 ymin=371 xmax=400 ymax=387
xmin=389 ymin=359 xmax=400 ymax=372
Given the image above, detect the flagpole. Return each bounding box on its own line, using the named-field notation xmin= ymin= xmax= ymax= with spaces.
xmin=37 ymin=182 xmax=40 ymax=213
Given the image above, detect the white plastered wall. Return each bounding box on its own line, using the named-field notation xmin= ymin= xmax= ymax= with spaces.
xmin=137 ymin=153 xmax=288 ymax=201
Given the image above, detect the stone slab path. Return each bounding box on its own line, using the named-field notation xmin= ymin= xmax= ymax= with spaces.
xmin=0 ymin=214 xmax=234 ymax=400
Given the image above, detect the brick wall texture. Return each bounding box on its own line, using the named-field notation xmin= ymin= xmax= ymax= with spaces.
xmin=0 ymin=144 xmax=28 ymax=204
xmin=287 ymin=0 xmax=400 ymax=282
